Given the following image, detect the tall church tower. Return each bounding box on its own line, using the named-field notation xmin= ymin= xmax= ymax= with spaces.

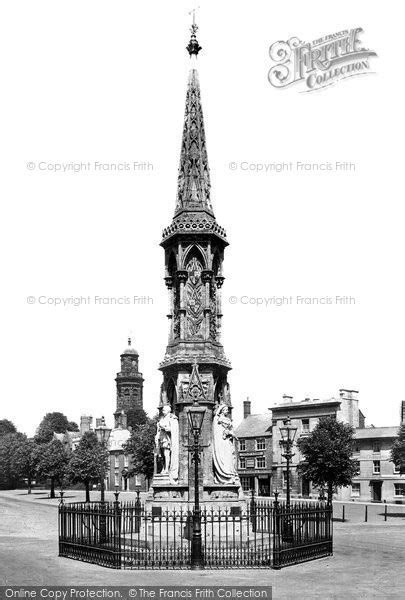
xmin=114 ymin=337 xmax=144 ymax=427
xmin=151 ymin=21 xmax=242 ymax=507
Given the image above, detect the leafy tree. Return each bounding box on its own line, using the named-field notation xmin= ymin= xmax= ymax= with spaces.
xmin=0 ymin=433 xmax=25 ymax=489
xmin=36 ymin=439 xmax=70 ymax=498
xmin=126 ymin=408 xmax=148 ymax=429
xmin=297 ymin=416 xmax=359 ymax=504
xmin=391 ymin=423 xmax=405 ymax=475
xmin=12 ymin=436 xmax=40 ymax=494
xmin=124 ymin=416 xmax=157 ymax=487
xmin=67 ymin=431 xmax=109 ymax=502
xmin=35 ymin=412 xmax=79 ymax=444
xmin=0 ymin=419 xmax=17 ymax=436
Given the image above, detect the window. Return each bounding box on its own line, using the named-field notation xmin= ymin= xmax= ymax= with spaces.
xmin=241 ymin=477 xmax=251 ymax=492
xmin=114 ymin=455 xmax=120 ymax=468
xmin=302 ymin=419 xmax=310 ymax=432
xmin=256 ymin=438 xmax=266 ymax=450
xmin=256 ymin=457 xmax=266 ymax=469
xmin=394 ymin=483 xmax=405 ymax=496
xmin=114 ymin=474 xmax=120 ymax=487
xmin=353 ymin=460 xmax=360 ymax=473
xmin=351 ymin=483 xmax=360 ymax=497
xmin=373 ymin=460 xmax=381 ymax=474
xmin=239 ymin=457 xmax=246 ymax=469
xmin=353 ymin=443 xmax=360 ymax=453
xmin=372 ymin=442 xmax=381 ymax=453
xmin=124 ymin=454 xmax=129 ymax=468
xmin=393 ymin=463 xmax=400 ymax=474
xmin=239 ymin=439 xmax=246 ymax=451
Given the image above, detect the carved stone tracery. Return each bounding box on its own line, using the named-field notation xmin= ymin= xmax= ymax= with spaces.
xmin=185 ymin=256 xmax=204 ymax=339
xmin=175 ymin=70 xmax=213 ymax=215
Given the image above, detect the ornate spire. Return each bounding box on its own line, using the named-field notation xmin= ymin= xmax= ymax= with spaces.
xmin=186 ymin=14 xmax=202 ymax=57
xmin=175 ymin=18 xmax=213 ymax=216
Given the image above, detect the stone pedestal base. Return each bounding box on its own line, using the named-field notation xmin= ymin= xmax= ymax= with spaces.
xmin=146 ymin=481 xmax=247 ymax=513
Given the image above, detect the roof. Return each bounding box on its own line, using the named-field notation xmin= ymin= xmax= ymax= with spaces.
xmin=122 ymin=338 xmax=138 ymax=356
xmin=354 ymin=427 xmax=399 ymax=440
xmin=271 ymin=398 xmax=340 ymax=412
xmin=235 ymin=414 xmax=273 ymax=438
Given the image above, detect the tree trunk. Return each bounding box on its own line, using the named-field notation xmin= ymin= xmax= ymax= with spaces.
xmin=50 ymin=478 xmax=55 ymax=499
xmin=327 ymin=482 xmax=333 ymax=505
xmin=27 ymin=476 xmax=32 ymax=495
xmin=85 ymin=481 xmax=90 ymax=503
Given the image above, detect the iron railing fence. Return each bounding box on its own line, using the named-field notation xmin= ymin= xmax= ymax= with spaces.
xmin=58 ymin=499 xmax=332 ymax=570
xmin=272 ymin=501 xmax=333 ymax=569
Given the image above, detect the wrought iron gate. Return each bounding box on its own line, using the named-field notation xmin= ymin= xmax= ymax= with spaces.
xmin=272 ymin=502 xmax=333 ymax=568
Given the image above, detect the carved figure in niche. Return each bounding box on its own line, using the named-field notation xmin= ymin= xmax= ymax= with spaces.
xmin=212 ymin=403 xmax=240 ymax=485
xmin=185 ymin=256 xmax=204 ymax=338
xmin=155 ymin=404 xmax=179 ymax=483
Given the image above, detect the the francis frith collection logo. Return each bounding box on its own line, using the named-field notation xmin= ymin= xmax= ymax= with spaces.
xmin=268 ymin=28 xmax=377 ymax=92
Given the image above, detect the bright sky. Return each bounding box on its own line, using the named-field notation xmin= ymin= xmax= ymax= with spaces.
xmin=1 ymin=1 xmax=404 ymax=436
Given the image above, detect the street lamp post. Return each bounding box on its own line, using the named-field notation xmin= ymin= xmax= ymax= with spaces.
xmin=95 ymin=420 xmax=112 ymax=503
xmin=95 ymin=420 xmax=112 ymax=544
xmin=186 ymin=403 xmax=206 ymax=570
xmin=279 ymin=416 xmax=298 ymax=510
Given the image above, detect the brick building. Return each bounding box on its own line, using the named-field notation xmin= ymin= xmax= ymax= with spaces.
xmin=106 ymin=338 xmax=147 ymax=492
xmin=270 ymin=392 xmax=356 ymax=498
xmin=234 ymin=389 xmax=405 ymax=503
xmin=235 ymin=400 xmax=273 ymax=496
xmin=346 ymin=427 xmax=404 ymax=502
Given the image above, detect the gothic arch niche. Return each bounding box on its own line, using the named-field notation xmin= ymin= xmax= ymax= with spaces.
xmin=212 ymin=250 xmax=221 ymax=277
xmin=183 ymin=246 xmax=205 ymax=339
xmin=214 ymin=377 xmax=226 ymax=405
xmin=166 ymin=378 xmax=177 ymax=412
xmin=167 ymin=251 xmax=177 ymax=277
xmin=167 ymin=252 xmax=180 ymax=340
xmin=182 ymin=244 xmax=206 ymax=271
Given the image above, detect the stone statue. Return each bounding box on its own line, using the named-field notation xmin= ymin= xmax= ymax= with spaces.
xmin=212 ymin=403 xmax=239 ymax=485
xmin=155 ymin=404 xmax=179 ymax=483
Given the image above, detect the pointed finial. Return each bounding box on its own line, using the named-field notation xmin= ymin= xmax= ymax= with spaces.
xmin=128 ymin=337 xmax=131 ymax=346
xmin=187 ymin=7 xmax=202 ymax=56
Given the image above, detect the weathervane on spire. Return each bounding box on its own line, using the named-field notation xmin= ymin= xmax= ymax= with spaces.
xmin=186 ymin=6 xmax=202 ymax=56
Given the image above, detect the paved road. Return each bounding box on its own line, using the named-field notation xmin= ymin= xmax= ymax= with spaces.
xmin=0 ymin=491 xmax=404 ymax=599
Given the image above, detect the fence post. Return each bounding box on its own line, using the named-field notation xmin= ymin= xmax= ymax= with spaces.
xmin=114 ymin=487 xmax=122 ymax=569
xmin=272 ymin=491 xmax=281 ymax=569
xmin=342 ymin=505 xmax=345 ymax=523
xmin=58 ymin=491 xmax=64 ymax=556
xmin=384 ymin=503 xmax=387 ymax=522
xmin=250 ymin=488 xmax=257 ymax=532
xmin=365 ymin=505 xmax=368 ymax=522
xmin=135 ymin=487 xmax=141 ymax=534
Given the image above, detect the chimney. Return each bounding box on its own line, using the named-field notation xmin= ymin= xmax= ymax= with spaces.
xmin=80 ymin=415 xmax=93 ymax=435
xmin=243 ymin=398 xmax=251 ymax=419
xmin=283 ymin=394 xmax=293 ymax=404
xmin=338 ymin=389 xmax=360 ymax=427
xmin=401 ymin=401 xmax=405 ymax=424
xmin=95 ymin=416 xmax=106 ymax=428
